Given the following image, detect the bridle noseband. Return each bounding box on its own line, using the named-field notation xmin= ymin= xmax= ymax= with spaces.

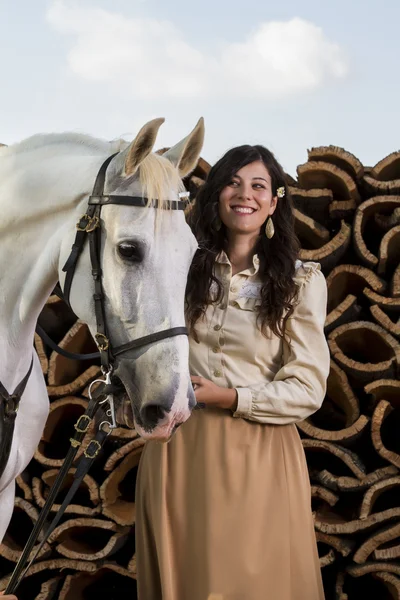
xmin=62 ymin=152 xmax=189 ymax=376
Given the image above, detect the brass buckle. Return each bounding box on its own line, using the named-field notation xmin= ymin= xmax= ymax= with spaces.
xmin=86 ymin=216 xmax=100 ymax=232
xmin=76 ymin=214 xmax=91 ymax=231
xmin=74 ymin=414 xmax=91 ymax=433
xmin=95 ymin=333 xmax=109 ymax=352
xmin=76 ymin=214 xmax=100 ymax=232
xmin=84 ymin=440 xmax=102 ymax=459
xmin=5 ymin=394 xmax=19 ymax=416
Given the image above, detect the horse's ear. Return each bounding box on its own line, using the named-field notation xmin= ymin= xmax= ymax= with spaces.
xmin=163 ymin=117 xmax=205 ymax=178
xmin=125 ymin=118 xmax=165 ymax=176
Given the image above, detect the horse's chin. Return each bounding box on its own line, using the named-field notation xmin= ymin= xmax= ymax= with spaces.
xmin=133 ymin=420 xmax=182 ymax=442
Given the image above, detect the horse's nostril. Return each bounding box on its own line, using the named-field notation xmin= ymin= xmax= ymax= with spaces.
xmin=140 ymin=404 xmax=168 ymax=429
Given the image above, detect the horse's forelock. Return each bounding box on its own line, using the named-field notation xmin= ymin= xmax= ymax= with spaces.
xmin=139 ymin=153 xmax=185 ymax=209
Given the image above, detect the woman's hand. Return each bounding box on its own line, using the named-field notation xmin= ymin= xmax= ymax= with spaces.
xmin=191 ymin=376 xmax=238 ymax=411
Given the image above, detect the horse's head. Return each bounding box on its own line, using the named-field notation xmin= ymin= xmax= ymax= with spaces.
xmin=60 ymin=118 xmax=204 ymax=441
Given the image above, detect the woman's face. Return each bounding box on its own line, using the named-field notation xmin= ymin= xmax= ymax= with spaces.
xmin=218 ymin=161 xmax=278 ymax=236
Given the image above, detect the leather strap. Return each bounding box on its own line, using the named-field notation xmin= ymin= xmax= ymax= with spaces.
xmin=62 ymin=201 xmax=98 ymax=308
xmin=88 ymin=195 xmax=188 ymax=209
xmin=61 ymin=153 xmax=118 ymax=307
xmin=13 ymin=423 xmax=110 ymax=588
xmin=35 ymin=324 xmax=189 ymax=361
xmin=5 ymin=386 xmax=108 ymax=595
xmin=0 ymin=357 xmax=33 ymax=481
xmin=113 ymin=326 xmax=188 ymax=357
xmin=35 ymin=324 xmax=100 ymax=361
xmin=89 ymin=202 xmax=112 ymax=372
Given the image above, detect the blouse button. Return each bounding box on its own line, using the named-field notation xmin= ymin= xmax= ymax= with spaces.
xmin=214 ymin=324 xmax=221 ymax=331
xmin=230 ymin=286 xmax=238 ymax=293
xmin=220 ymin=304 xmax=226 ymax=310
xmin=212 ymin=347 xmax=219 ymax=353
xmin=214 ymin=369 xmax=222 ymax=377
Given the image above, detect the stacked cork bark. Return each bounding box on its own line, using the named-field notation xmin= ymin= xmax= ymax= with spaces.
xmin=289 ymin=147 xmax=400 ymax=600
xmin=1 ymin=149 xmax=400 ymax=599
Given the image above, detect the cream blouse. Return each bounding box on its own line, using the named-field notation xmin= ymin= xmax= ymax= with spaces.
xmin=188 ymin=252 xmax=330 ymax=425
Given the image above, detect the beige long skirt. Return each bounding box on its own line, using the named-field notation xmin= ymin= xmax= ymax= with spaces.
xmin=135 ymin=407 xmax=325 ymax=600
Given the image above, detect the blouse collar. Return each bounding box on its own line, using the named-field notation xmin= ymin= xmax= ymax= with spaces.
xmin=216 ymin=251 xmax=260 ymax=276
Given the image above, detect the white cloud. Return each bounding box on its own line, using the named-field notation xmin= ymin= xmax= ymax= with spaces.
xmin=221 ymin=18 xmax=348 ymax=98
xmin=46 ymin=1 xmax=348 ymax=101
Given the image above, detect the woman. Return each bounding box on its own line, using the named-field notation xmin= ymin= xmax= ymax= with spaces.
xmin=136 ymin=145 xmax=330 ymax=600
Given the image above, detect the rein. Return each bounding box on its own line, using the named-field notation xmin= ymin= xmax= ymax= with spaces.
xmin=4 ymin=152 xmax=190 ymax=595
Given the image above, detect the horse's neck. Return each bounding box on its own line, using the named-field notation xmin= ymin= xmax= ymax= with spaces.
xmin=0 ymin=145 xmax=108 ymax=389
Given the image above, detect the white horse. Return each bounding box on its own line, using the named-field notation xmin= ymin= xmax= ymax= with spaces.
xmin=0 ymin=117 xmax=204 ymax=542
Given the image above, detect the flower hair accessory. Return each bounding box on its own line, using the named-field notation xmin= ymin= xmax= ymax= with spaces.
xmin=276 ymin=186 xmax=285 ymax=198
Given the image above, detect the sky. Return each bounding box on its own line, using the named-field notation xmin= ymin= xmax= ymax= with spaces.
xmin=1 ymin=0 xmax=400 ymax=177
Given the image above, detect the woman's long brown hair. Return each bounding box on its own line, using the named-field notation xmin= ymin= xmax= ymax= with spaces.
xmin=185 ymin=144 xmax=300 ymax=341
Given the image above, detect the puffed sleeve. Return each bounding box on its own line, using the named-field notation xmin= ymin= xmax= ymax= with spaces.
xmin=233 ymin=262 xmax=330 ymax=425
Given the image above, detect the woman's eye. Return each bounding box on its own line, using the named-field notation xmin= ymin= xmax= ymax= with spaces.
xmin=229 ymin=181 xmax=239 ymax=187
xmin=253 ymin=184 xmax=265 ymax=189
xmin=118 ymin=243 xmax=143 ymax=262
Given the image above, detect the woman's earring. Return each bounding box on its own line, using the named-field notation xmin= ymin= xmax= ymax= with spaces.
xmin=265 ymin=217 xmax=275 ymax=239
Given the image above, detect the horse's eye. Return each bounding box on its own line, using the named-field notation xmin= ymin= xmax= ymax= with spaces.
xmin=118 ymin=242 xmax=143 ymax=262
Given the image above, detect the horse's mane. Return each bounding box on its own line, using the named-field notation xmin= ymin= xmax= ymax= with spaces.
xmin=1 ymin=132 xmax=121 ymax=155
xmin=0 ymin=133 xmax=185 ymax=207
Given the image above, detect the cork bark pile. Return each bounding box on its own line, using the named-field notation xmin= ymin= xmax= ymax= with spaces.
xmin=0 ymin=148 xmax=399 ymax=599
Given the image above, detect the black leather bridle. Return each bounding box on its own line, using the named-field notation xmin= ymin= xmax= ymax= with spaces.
xmin=62 ymin=152 xmax=189 ymax=375
xmin=5 ymin=152 xmax=191 ymax=595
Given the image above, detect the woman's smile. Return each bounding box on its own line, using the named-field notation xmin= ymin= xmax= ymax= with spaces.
xmin=230 ymin=205 xmax=257 ymax=214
